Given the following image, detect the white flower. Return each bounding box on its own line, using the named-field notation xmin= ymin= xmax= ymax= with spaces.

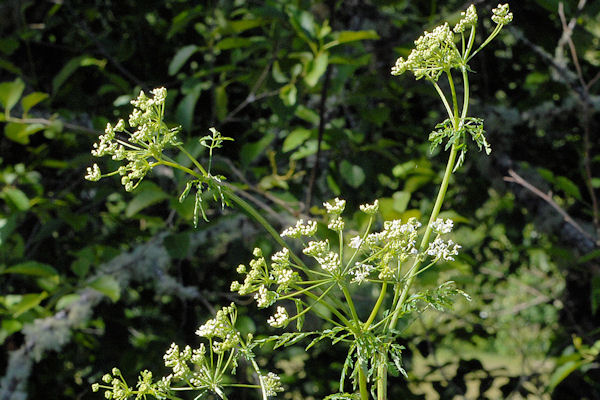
xmin=430 ymin=218 xmax=454 ymax=234
xmin=303 ymin=240 xmax=329 ymax=258
xmin=319 ymin=252 xmax=340 ymax=273
xmin=426 ymin=238 xmax=461 ymax=261
xmin=328 ymin=216 xmax=344 ymax=232
xmin=254 ymin=285 xmax=277 ymax=308
xmin=267 ymin=306 xmax=289 ymax=328
xmin=281 ymin=219 xmax=318 ymax=238
xmin=349 ymin=235 xmax=363 ymax=249
xmin=85 ymin=164 xmax=101 ymax=181
xmin=350 ymin=263 xmax=374 ymax=284
xmin=323 ymin=197 xmax=346 ymax=214
xmin=360 ymin=200 xmax=379 ymax=215
xmin=271 ymin=248 xmax=289 ymax=263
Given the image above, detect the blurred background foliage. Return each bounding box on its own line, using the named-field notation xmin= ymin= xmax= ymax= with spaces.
xmin=0 ymin=0 xmax=599 ymax=399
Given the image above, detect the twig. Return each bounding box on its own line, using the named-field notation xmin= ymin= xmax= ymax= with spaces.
xmin=503 ymin=169 xmax=597 ymax=245
xmin=557 ymin=1 xmax=599 ymax=237
xmin=217 ymin=156 xmax=300 ymax=217
xmin=6 ymin=116 xmax=99 ymax=136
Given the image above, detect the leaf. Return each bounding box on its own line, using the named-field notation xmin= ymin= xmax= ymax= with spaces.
xmin=125 ymin=182 xmax=170 ymax=217
xmin=4 ymin=122 xmax=45 ymax=144
xmin=21 ymin=92 xmax=49 ymax=115
xmin=0 ymin=216 xmax=17 ymax=246
xmin=56 ymin=294 xmax=81 ymax=310
xmin=304 ymin=52 xmax=328 ymax=87
xmin=3 ymin=261 xmax=58 ymax=277
xmin=0 ymin=58 xmax=22 ymax=75
xmin=169 ymin=45 xmax=199 ymax=76
xmin=555 ymin=176 xmax=582 ymax=200
xmin=52 ymin=56 xmax=107 ymax=94
xmin=240 ymin=133 xmax=275 ymax=166
xmin=548 ymin=359 xmax=586 ymax=392
xmin=11 ymin=292 xmax=48 ymax=317
xmin=294 ymin=105 xmax=319 ymax=124
xmin=272 ymin=60 xmax=288 ymax=84
xmin=3 ymin=187 xmax=30 ymax=211
xmin=88 ymin=275 xmax=120 ymax=302
xmin=215 ymin=37 xmax=254 ymax=51
xmin=339 ymin=160 xmax=365 ymax=188
xmin=224 ymin=19 xmax=264 ymax=34
xmin=392 ymin=191 xmax=411 ymax=213
xmin=282 ymin=128 xmax=312 ymax=152
xmin=279 ymin=83 xmax=297 ymax=106
xmin=0 ymin=319 xmax=22 ymax=345
xmin=0 ymin=78 xmax=25 ymax=114
xmin=332 ymin=30 xmax=379 ymax=45
xmin=175 ymin=82 xmax=203 ymax=133
xmin=215 ymin=84 xmax=228 ymax=121
xmin=578 ymin=249 xmax=600 ymax=264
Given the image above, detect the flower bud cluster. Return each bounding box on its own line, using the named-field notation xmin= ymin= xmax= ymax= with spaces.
xmin=261 ymin=372 xmax=284 ymax=397
xmin=454 ymin=4 xmax=478 ymax=33
xmin=195 ymin=303 xmax=241 ymax=353
xmin=85 ymin=88 xmax=180 ymax=191
xmin=364 ymin=218 xmax=421 ymax=261
xmin=267 ymin=306 xmax=289 ymax=328
xmin=303 ymin=240 xmax=340 ymax=274
xmin=492 ymin=3 xmax=513 ymax=25
xmin=280 ymin=219 xmax=318 ymax=238
xmin=231 ymin=248 xmax=298 ymax=308
xmin=323 ymin=197 xmax=346 ymax=214
xmin=391 ymin=23 xmax=461 ymax=81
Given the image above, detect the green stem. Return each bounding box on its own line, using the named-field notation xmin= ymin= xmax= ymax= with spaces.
xmin=358 ymin=365 xmax=369 ymax=400
xmin=176 ymin=144 xmax=208 ymax=176
xmin=341 ymin=285 xmax=361 ymax=328
xmin=363 ymin=281 xmax=387 ymax=331
xmin=377 ymin=360 xmax=387 ymax=400
xmin=387 ymin=143 xmax=459 ymax=332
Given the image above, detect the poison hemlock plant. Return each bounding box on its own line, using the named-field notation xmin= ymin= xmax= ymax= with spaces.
xmin=87 ymin=4 xmax=512 ymax=399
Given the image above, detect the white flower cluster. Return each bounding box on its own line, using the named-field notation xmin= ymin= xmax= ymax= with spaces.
xmin=267 ymin=306 xmax=289 ymax=328
xmin=454 ymin=4 xmax=478 ymax=33
xmin=350 ymin=263 xmax=374 ymax=284
xmin=323 ymin=197 xmax=346 ymax=214
xmin=349 ymin=235 xmax=363 ymax=249
xmin=492 ymin=3 xmax=513 ymax=25
xmin=359 ymin=199 xmax=379 ymax=215
xmin=85 ymin=163 xmax=101 ymax=181
xmin=366 ymin=218 xmax=421 ymax=259
xmin=426 ymin=237 xmax=461 ymax=261
xmin=86 ymin=87 xmax=180 ymax=191
xmin=430 ymin=218 xmax=453 ymax=234
xmin=254 ymin=285 xmax=278 ymax=308
xmin=261 ymin=372 xmax=284 ymax=397
xmin=328 ymin=216 xmax=345 ymax=232
xmin=391 ymin=23 xmax=461 ymax=81
xmin=303 ymin=240 xmax=340 ymax=273
xmin=231 ymin=247 xmax=298 ymax=309
xmin=281 ymin=219 xmax=318 ymax=238
xmin=195 ymin=304 xmax=240 ymax=353
xmin=163 ymin=343 xmax=192 ymax=378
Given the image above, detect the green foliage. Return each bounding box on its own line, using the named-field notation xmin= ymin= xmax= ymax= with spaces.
xmin=1 ymin=0 xmax=599 ymax=399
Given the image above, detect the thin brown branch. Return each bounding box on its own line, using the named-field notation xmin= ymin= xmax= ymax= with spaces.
xmin=503 ymin=169 xmax=598 ymax=245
